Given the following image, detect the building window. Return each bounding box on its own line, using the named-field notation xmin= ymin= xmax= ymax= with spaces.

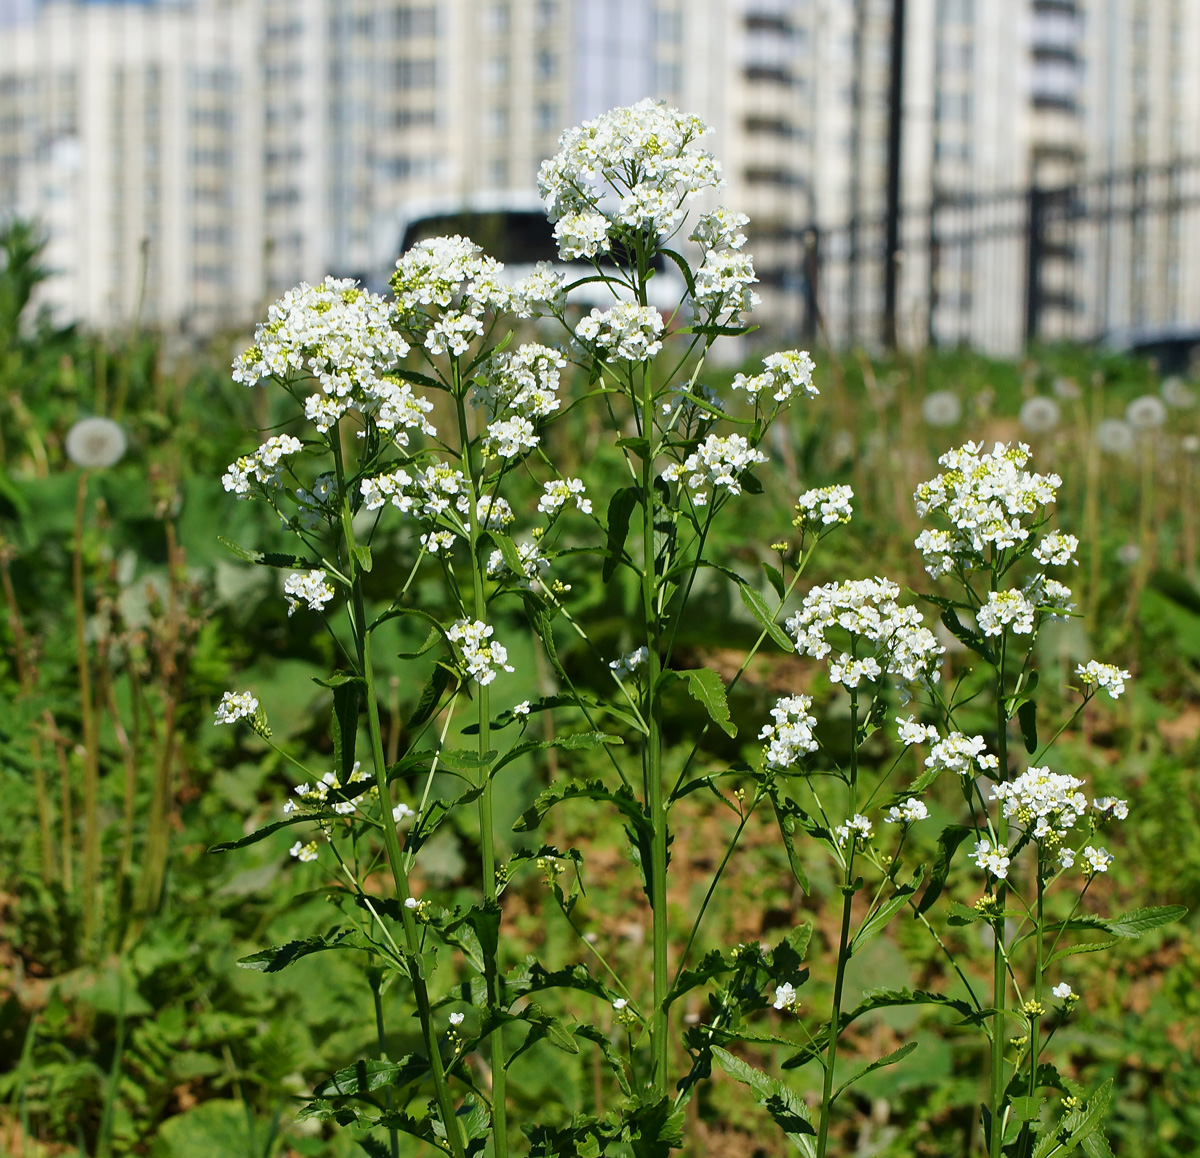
xmin=489 ymin=106 xmax=509 ymax=136
xmin=393 ymin=58 xmax=437 ymax=90
xmin=535 ymin=50 xmax=557 ymax=81
xmin=488 ymin=3 xmax=510 ymax=33
xmin=744 ymin=12 xmax=792 ymax=35
xmin=489 ymin=55 xmax=510 ymax=84
xmin=535 ymin=1 xmax=557 ymax=29
xmin=745 ymin=167 xmax=798 ymax=186
xmin=654 ymin=9 xmax=682 ymax=43
xmin=394 ymin=5 xmax=437 ymax=38
xmin=745 ymin=65 xmax=793 ymax=85
xmin=535 ymin=101 xmax=558 ymax=133
xmin=655 ymin=61 xmax=681 ymax=94
xmin=744 ymin=115 xmax=794 ymax=138
xmin=488 ymin=158 xmax=509 ymax=186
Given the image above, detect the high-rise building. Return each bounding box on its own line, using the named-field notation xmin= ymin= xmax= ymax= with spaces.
xmin=1 ymin=0 xmax=1197 ymax=351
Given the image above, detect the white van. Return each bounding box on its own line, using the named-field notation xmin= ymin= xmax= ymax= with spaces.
xmin=386 ymin=192 xmax=689 ymax=316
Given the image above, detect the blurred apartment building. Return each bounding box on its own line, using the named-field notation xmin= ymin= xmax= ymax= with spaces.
xmin=0 ymin=0 xmax=1198 ymax=350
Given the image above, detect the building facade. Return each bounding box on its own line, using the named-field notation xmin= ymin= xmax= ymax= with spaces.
xmin=1 ymin=0 xmax=1197 ymax=350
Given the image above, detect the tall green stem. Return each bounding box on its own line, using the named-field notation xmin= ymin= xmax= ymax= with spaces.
xmin=454 ymin=382 xmax=508 ymax=1156
xmin=816 ymin=691 xmax=860 ymax=1158
xmin=990 ymin=638 xmax=1010 ymax=1158
xmin=333 ymin=437 xmax=466 ymax=1158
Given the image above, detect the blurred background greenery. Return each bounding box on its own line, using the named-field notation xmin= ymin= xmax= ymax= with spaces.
xmin=2 ymin=220 xmax=1198 ymax=1157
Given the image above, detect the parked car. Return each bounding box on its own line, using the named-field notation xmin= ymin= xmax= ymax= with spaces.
xmin=1100 ymin=323 xmax=1200 ymax=376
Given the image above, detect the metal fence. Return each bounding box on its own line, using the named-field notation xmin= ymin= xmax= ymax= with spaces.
xmin=802 ymin=157 xmax=1200 ymax=355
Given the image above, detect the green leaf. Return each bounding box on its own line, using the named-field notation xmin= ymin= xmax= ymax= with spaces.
xmin=330 ymin=676 xmax=360 ymax=785
xmin=711 ymin=1047 xmax=816 ymax=1158
xmin=506 ymin=956 xmax=619 ymax=1005
xmin=762 ymin=561 xmax=785 ymax=599
xmin=681 ymin=668 xmax=736 ymax=737
xmin=443 ymin=901 xmax=501 ymax=977
xmin=514 ymin=778 xmax=648 ymax=836
xmin=938 ymin=606 xmax=996 ymax=664
xmin=208 ymin=813 xmax=340 ymax=853
xmin=615 ymin=437 xmax=652 ymax=460
xmin=624 ymin=1096 xmax=686 ymax=1158
xmin=1018 ymin=699 xmax=1039 ymax=754
xmin=1032 ymin=1079 xmax=1112 ymax=1158
xmin=603 ymin=487 xmax=640 ymax=582
xmin=1101 ymin=905 xmax=1187 ymax=938
xmin=916 ymin=824 xmax=973 ymax=915
xmin=237 ymin=928 xmax=361 ymax=973
xmin=1046 ymin=938 xmax=1121 ymax=966
xmin=408 ymin=784 xmax=485 ymax=852
xmin=853 ymin=869 xmax=923 ymax=952
xmin=658 ymin=247 xmax=697 ymax=299
xmin=490 ymin=731 xmax=624 ymax=778
xmin=831 ymin=1042 xmax=917 ymax=1103
xmin=737 ymin=582 xmax=793 ymax=651
xmin=351 ymin=543 xmax=373 ymax=574
xmin=573 ymin=1024 xmax=633 ymax=1096
xmin=407 ymin=663 xmax=454 ymax=732
xmin=217 ymin=535 xmax=316 ymax=570
xmin=1010 ymin=1095 xmax=1046 ymax=1123
xmin=313 ymin=1055 xmax=429 ymax=1098
xmin=771 ymin=795 xmax=811 ymax=892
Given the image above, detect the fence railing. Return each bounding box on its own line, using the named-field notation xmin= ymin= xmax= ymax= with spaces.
xmin=799 ymin=157 xmax=1200 ymax=355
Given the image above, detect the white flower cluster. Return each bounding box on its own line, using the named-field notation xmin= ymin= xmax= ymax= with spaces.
xmin=690 ymin=208 xmax=748 ymax=252
xmin=359 ymin=462 xmax=479 ymax=549
xmin=795 ymin=485 xmax=854 ymax=528
xmin=222 ymin=434 xmax=303 ymax=497
xmin=990 ymin=766 xmax=1087 ymax=842
xmin=1033 ymin=531 xmax=1080 ymax=567
xmin=609 ymin=646 xmax=649 ymax=677
xmin=659 ymin=382 xmax=724 ymax=425
xmin=539 ymin=478 xmax=593 ymax=516
xmin=693 ymin=248 xmax=759 ymax=318
xmin=977 ymin=589 xmax=1036 ymax=637
xmin=360 ymin=468 xmax=414 ymax=513
xmin=759 ymin=694 xmax=819 ymax=771
xmin=772 ymin=982 xmax=799 ymax=1011
xmin=483 ymin=416 xmax=539 ymax=459
xmin=1081 ymin=846 xmax=1114 ymax=874
xmin=290 ymin=840 xmax=319 ymax=862
xmin=925 ymin=732 xmax=998 ymax=777
xmin=732 ymin=350 xmax=818 ymax=405
xmin=447 ymin=619 xmax=514 ymax=685
xmin=835 ymin=813 xmax=873 ymax=847
xmin=897 ymin=715 xmax=939 ymax=746
xmin=885 ymin=798 xmax=930 ymax=824
xmin=1093 ymin=796 xmax=1129 ymax=820
xmin=476 ymin=495 xmax=515 ymax=530
xmin=474 ymin=344 xmax=565 ymax=421
xmin=575 ymin=302 xmax=665 ymax=363
xmin=391 ymin=235 xmax=564 ymax=325
xmin=660 ymin=433 xmax=768 ymax=506
xmin=538 ymin=99 xmax=722 ymax=254
xmin=284 ymin=570 xmax=336 ymax=617
xmin=214 ymin=690 xmax=259 ymax=725
xmin=913 ymin=441 xmax=1062 ymax=576
xmin=1025 ymin=575 xmax=1076 ymax=621
xmin=487 ymin=539 xmax=549 ymax=588
xmin=284 ymin=762 xmax=372 ymax=817
xmin=972 ymin=838 xmax=1011 ymax=879
xmin=785 ymin=578 xmax=943 ymax=691
xmin=1076 ymin=660 xmax=1130 ymax=700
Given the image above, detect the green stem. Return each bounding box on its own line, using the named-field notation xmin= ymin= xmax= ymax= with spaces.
xmin=815 ymin=691 xmax=860 ymax=1158
xmin=990 ymin=637 xmax=1010 ymax=1158
xmin=455 ymin=379 xmax=509 ymax=1157
xmin=333 ymin=437 xmax=467 ymax=1158
xmin=370 ymin=960 xmax=400 ymax=1158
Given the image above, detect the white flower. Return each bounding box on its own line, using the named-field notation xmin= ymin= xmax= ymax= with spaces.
xmin=759 ymin=694 xmax=818 ymax=770
xmin=1076 ymin=660 xmax=1130 ymax=699
xmin=1126 ymin=394 xmax=1167 ymax=430
xmin=214 ymin=690 xmax=259 ymax=725
xmin=828 ymin=656 xmax=882 ymax=688
xmin=896 ymin=715 xmax=939 ymax=746
xmin=835 ymin=814 xmax=873 ymax=847
xmin=284 ymin=570 xmax=336 ymax=617
xmin=885 ymin=798 xmax=930 ymax=824
xmin=1058 ymin=846 xmax=1076 ymax=869
xmin=449 ymin=1012 xmax=465 ymax=1026
xmin=539 ymin=477 xmax=593 ymax=515
xmin=1081 ymin=845 xmax=1113 ymax=874
xmin=977 ymin=589 xmax=1036 ymax=636
xmin=972 ymin=838 xmax=1010 ymax=879
xmin=552 ymin=210 xmax=612 ymax=260
xmin=690 ymin=207 xmax=749 ymax=251
xmin=661 ymin=433 xmax=768 ymax=506
xmin=404 ymin=896 xmax=420 ymax=909
xmin=483 ymin=416 xmax=539 ymax=459
xmin=693 ymin=248 xmax=759 ymax=317
xmin=609 ymin=646 xmax=649 ymax=677
xmin=393 ymin=802 xmax=416 ymax=824
xmin=476 ymin=495 xmax=515 ymax=530
xmin=487 ymin=539 xmax=549 ymax=588
xmin=474 ymin=344 xmax=565 ymax=421
xmin=925 ymin=732 xmax=998 ymax=777
xmin=511 ymin=263 xmax=568 ymax=316
xmin=1052 ymin=982 xmax=1075 ymax=1000
xmin=425 ymin=310 xmax=485 ymax=357
xmin=921 ymin=390 xmax=962 ymax=427
xmin=1019 ymin=396 xmax=1061 ymax=434
xmin=65 ymin=416 xmax=128 ymax=468
xmin=574 ymin=302 xmax=665 ymax=363
xmin=991 ymin=767 xmax=1088 ymax=842
xmin=612 ymin=997 xmax=629 ymax=1011
xmin=1033 ymin=531 xmax=1079 ymax=566
xmin=1092 ymin=796 xmax=1128 ymax=820
xmin=290 ymin=840 xmax=319 ymax=862
xmin=1160 ymin=376 xmax=1196 ymax=409
xmin=513 ymin=701 xmax=531 ymax=717
xmin=1052 ymin=376 xmax=1081 ymax=400
xmin=447 ymin=619 xmax=514 ymax=685
xmin=772 ymin=983 xmax=798 ymax=1010
xmin=762 ymin=350 xmax=818 ymax=401
xmin=221 ymin=435 xmax=304 ymax=496
xmin=360 ymin=468 xmax=415 ymax=513
xmin=795 ymin=485 xmax=853 ymax=527
xmin=421 ymin=530 xmax=457 ymax=554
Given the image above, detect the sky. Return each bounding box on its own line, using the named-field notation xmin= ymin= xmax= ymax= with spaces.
xmin=0 ymin=0 xmax=35 ymax=25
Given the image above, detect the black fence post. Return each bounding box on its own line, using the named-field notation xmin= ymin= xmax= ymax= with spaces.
xmin=883 ymin=0 xmax=906 ymax=348
xmin=1025 ymin=183 xmax=1045 ymax=346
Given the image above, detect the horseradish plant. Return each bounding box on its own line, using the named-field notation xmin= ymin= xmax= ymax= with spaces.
xmin=213 ymin=100 xmax=1181 ymax=1157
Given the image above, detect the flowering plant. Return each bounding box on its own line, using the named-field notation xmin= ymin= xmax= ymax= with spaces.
xmin=213 ymin=101 xmax=1181 ymax=1157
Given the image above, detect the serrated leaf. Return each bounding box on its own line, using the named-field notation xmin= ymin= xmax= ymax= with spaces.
xmin=1010 ymin=1095 xmax=1046 ymax=1123
xmin=238 ymin=927 xmax=360 ymax=973
xmin=832 ymin=1042 xmax=917 ymax=1102
xmin=603 ymin=487 xmax=640 ymax=582
xmin=513 ymin=778 xmax=648 ymax=836
xmin=1046 ymin=938 xmax=1120 ymax=966
xmin=490 ymin=731 xmax=624 ymax=777
xmin=1100 ymin=904 xmax=1187 ymax=938
xmin=313 ymin=1055 xmax=429 ymax=1098
xmin=916 ymin=824 xmax=973 ymax=915
xmin=217 ymin=535 xmax=316 ymax=570
xmin=209 ymin=813 xmax=340 ymax=853
xmin=738 ymin=583 xmax=794 ymax=652
xmin=853 ymin=869 xmax=923 ymax=952
xmin=711 ymin=1048 xmax=816 ymax=1157
xmin=681 ymin=667 xmax=736 ymax=737
xmin=1018 ymin=699 xmax=1038 ymax=754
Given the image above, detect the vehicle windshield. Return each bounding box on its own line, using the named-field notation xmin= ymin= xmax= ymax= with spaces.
xmin=400 ymin=210 xmax=666 ymax=271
